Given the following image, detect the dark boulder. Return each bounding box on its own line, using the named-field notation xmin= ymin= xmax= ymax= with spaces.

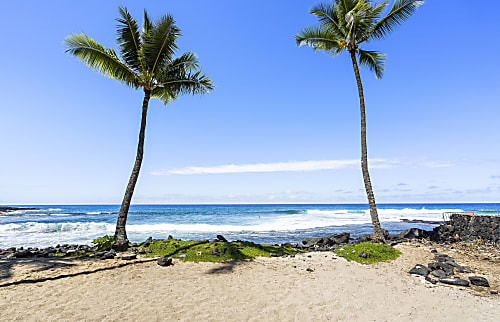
xmin=357 ymin=234 xmax=372 ymax=243
xmin=399 ymin=228 xmax=430 ymax=240
xmin=302 ymin=232 xmax=350 ymax=248
xmin=216 ymin=235 xmax=228 ymax=242
xmin=210 ymin=247 xmax=220 ymax=256
xmin=428 ymin=262 xmax=454 ymax=276
xmin=431 ymin=269 xmax=446 ymax=279
xmin=137 ymin=248 xmax=146 ymax=254
xmin=100 ymin=252 xmax=115 ymax=260
xmin=469 ymin=276 xmax=490 ymax=287
xmin=358 ymin=252 xmax=368 ymax=259
xmin=13 ymin=250 xmax=33 ymax=258
xmin=409 ymin=264 xmax=430 ymax=276
xmin=157 ymin=257 xmax=173 ymax=267
xmin=439 ymin=277 xmax=470 ymax=287
xmin=143 ymin=236 xmax=153 ymax=247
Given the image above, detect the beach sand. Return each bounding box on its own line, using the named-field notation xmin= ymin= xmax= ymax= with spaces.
xmin=0 ymin=242 xmax=498 ymax=321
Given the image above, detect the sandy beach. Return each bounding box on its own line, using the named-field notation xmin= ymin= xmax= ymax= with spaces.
xmin=0 ymin=242 xmax=498 ymax=321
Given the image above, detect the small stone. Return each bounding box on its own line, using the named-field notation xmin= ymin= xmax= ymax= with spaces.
xmin=490 ymin=290 xmax=498 ymax=295
xmin=137 ymin=248 xmax=146 ymax=254
xmin=167 ymin=235 xmax=173 ymax=240
xmin=469 ymin=276 xmax=490 ymax=287
xmin=431 ymin=249 xmax=437 ymax=253
xmin=100 ymin=252 xmax=115 ymax=260
xmin=431 ymin=269 xmax=446 ymax=279
xmin=178 ymin=254 xmax=187 ymax=259
xmin=439 ymin=277 xmax=470 ymax=287
xmin=425 ymin=276 xmax=438 ymax=284
xmin=409 ymin=264 xmax=430 ymax=276
xmin=358 ymin=252 xmax=368 ymax=258
xmin=197 ymin=251 xmax=202 ymax=256
xmin=157 ymin=257 xmax=173 ymax=267
xmin=306 ymin=268 xmax=314 ymax=272
xmin=270 ymin=253 xmax=278 ymax=257
xmin=210 ymin=247 xmax=220 ymax=256
xmin=121 ymin=254 xmax=136 ymax=260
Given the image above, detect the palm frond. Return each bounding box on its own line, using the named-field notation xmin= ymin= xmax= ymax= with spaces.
xmin=295 ymin=25 xmax=345 ymax=55
xmin=363 ymin=0 xmax=423 ymax=41
xmin=116 ymin=6 xmax=142 ymax=71
xmin=152 ymin=71 xmax=213 ymax=104
xmin=142 ymin=14 xmax=180 ymax=75
xmin=165 ymin=51 xmax=200 ymax=75
xmin=64 ymin=33 xmax=139 ymax=87
xmin=358 ymin=49 xmax=386 ymax=78
xmin=142 ymin=9 xmax=153 ymax=36
xmin=310 ymin=2 xmax=346 ymax=39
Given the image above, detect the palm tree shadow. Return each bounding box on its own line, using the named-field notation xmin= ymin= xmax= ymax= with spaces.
xmin=205 ymin=259 xmax=248 ymax=274
xmin=0 ymin=257 xmax=156 ymax=288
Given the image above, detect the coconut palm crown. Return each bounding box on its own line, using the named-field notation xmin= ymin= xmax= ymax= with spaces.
xmin=65 ymin=7 xmax=213 ymax=250
xmin=296 ymin=0 xmax=423 ymax=239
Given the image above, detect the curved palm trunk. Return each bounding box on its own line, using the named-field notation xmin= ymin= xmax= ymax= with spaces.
xmin=114 ymin=89 xmax=151 ymax=250
xmin=349 ymin=51 xmax=385 ymax=240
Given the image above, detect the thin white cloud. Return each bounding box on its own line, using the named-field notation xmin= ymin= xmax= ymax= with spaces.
xmin=422 ymin=161 xmax=453 ymax=168
xmin=152 ymin=159 xmax=396 ymax=176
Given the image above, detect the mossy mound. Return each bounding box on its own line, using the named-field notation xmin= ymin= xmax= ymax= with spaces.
xmin=136 ymin=239 xmax=300 ymax=263
xmin=334 ymin=242 xmax=401 ymax=264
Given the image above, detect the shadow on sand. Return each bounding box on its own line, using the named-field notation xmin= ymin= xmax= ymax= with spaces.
xmin=0 ymin=257 xmax=156 ymax=288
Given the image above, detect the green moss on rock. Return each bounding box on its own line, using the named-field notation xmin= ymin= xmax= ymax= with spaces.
xmin=136 ymin=239 xmax=301 ymax=263
xmin=334 ymin=242 xmax=401 ymax=264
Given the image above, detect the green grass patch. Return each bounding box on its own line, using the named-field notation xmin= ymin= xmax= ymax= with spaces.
xmin=137 ymin=239 xmax=301 ymax=263
xmin=334 ymin=242 xmax=401 ymax=264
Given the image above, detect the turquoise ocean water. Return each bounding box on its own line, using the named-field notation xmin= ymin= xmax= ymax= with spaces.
xmin=1 ymin=203 xmax=499 ymax=248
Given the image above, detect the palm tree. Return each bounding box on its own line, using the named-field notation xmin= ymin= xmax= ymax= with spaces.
xmin=65 ymin=7 xmax=213 ymax=250
xmin=296 ymin=0 xmax=423 ymax=239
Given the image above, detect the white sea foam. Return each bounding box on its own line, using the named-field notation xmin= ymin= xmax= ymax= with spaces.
xmin=86 ymin=211 xmax=114 ymax=215
xmin=0 ymin=207 xmax=462 ymax=248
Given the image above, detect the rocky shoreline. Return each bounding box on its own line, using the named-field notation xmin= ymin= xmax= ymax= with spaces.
xmin=0 ymin=206 xmax=45 ymax=214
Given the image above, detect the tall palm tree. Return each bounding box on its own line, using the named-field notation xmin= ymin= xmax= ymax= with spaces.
xmin=296 ymin=0 xmax=423 ymax=239
xmin=65 ymin=7 xmax=213 ymax=250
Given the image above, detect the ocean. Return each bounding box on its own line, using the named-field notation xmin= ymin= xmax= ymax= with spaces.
xmin=1 ymin=203 xmax=499 ymax=248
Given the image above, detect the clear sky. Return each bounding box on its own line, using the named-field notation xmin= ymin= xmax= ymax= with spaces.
xmin=1 ymin=0 xmax=499 ymax=204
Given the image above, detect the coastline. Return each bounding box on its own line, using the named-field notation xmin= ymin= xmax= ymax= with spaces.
xmin=0 ymin=241 xmax=498 ymax=321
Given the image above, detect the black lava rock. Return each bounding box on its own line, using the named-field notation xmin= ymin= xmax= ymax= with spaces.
xmin=358 ymin=252 xmax=368 ymax=259
xmin=216 ymin=235 xmax=228 ymax=242
xmin=302 ymin=232 xmax=350 ymax=248
xmin=409 ymin=264 xmax=430 ymax=276
xmin=428 ymin=262 xmax=454 ymax=276
xmin=121 ymin=254 xmax=136 ymax=260
xmin=399 ymin=228 xmax=430 ymax=239
xmin=210 ymin=247 xmax=220 ymax=256
xmin=100 ymin=252 xmax=115 ymax=260
xmin=157 ymin=257 xmax=173 ymax=267
xmin=143 ymin=236 xmax=153 ymax=248
xmin=469 ymin=276 xmax=490 ymax=287
xmin=431 ymin=269 xmax=446 ymax=279
xmin=439 ymin=277 xmax=470 ymax=287
xmin=425 ymin=276 xmax=438 ymax=284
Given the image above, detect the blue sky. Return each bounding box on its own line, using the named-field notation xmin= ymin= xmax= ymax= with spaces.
xmin=1 ymin=0 xmax=499 ymax=204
